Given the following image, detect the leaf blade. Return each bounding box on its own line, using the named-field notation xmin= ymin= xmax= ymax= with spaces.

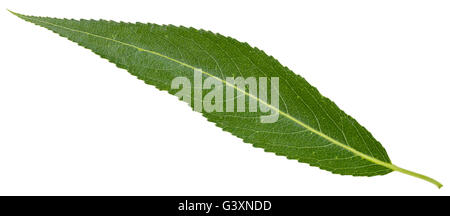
xmin=10 ymin=11 xmax=442 ymax=187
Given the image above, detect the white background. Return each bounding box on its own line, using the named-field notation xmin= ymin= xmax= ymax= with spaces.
xmin=0 ymin=0 xmax=449 ymax=195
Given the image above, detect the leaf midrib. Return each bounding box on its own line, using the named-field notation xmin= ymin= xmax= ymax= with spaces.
xmin=14 ymin=12 xmax=442 ymax=188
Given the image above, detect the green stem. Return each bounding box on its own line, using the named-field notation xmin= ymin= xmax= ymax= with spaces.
xmin=390 ymin=164 xmax=443 ymax=189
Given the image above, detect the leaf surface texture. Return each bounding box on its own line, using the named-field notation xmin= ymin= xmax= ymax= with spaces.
xmin=14 ymin=12 xmax=441 ymax=181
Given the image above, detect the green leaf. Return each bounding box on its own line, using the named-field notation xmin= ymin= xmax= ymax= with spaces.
xmin=9 ymin=10 xmax=442 ymax=188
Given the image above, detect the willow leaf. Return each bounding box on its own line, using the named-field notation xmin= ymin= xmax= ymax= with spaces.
xmin=10 ymin=11 xmax=442 ymax=188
